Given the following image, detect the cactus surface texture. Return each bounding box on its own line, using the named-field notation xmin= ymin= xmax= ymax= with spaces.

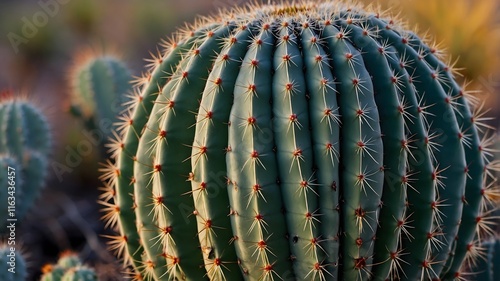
xmin=0 ymin=243 xmax=27 ymax=281
xmin=70 ymin=54 xmax=132 ymax=138
xmin=40 ymin=251 xmax=98 ymax=281
xmin=100 ymin=2 xmax=499 ymax=280
xmin=0 ymin=96 xmax=51 ymax=226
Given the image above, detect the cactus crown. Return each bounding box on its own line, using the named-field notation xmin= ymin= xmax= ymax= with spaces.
xmin=100 ymin=1 xmax=498 ymax=281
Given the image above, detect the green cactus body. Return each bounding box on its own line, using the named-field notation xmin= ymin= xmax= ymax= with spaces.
xmin=322 ymin=23 xmax=385 ymax=280
xmin=0 ymin=98 xmax=51 ymax=224
xmin=104 ymin=31 xmax=205 ymax=276
xmin=0 ymin=244 xmax=27 ymax=281
xmin=71 ymin=55 xmax=132 ymax=137
xmin=405 ymin=32 xmax=487 ymax=280
xmin=301 ymin=23 xmax=340 ymax=278
xmin=101 ymin=2 xmax=496 ymax=280
xmin=335 ymin=20 xmax=407 ymax=281
xmin=190 ymin=24 xmax=254 ymax=279
xmin=367 ymin=16 xmax=471 ymax=278
xmin=227 ymin=24 xmax=292 ymax=280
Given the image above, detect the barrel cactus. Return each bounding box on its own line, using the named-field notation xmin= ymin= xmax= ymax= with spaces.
xmin=0 ymin=96 xmax=51 ymax=226
xmin=69 ymin=53 xmax=132 ymax=139
xmin=100 ymin=2 xmax=499 ymax=280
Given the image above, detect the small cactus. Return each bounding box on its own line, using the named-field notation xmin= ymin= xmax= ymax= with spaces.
xmin=100 ymin=2 xmax=499 ymax=280
xmin=40 ymin=251 xmax=98 ymax=281
xmin=0 ymin=243 xmax=27 ymax=281
xmin=69 ymin=53 xmax=133 ymax=139
xmin=0 ymin=96 xmax=51 ymax=226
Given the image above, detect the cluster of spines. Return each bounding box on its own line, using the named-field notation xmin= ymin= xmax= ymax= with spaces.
xmin=40 ymin=251 xmax=98 ymax=281
xmin=0 ymin=96 xmax=51 ymax=226
xmin=99 ymin=1 xmax=499 ymax=281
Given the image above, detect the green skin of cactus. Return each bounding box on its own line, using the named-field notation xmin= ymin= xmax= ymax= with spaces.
xmin=0 ymin=246 xmax=27 ymax=281
xmin=0 ymin=100 xmax=50 ymax=225
xmin=103 ymin=3 xmax=490 ymax=280
xmin=71 ymin=56 xmax=132 ymax=138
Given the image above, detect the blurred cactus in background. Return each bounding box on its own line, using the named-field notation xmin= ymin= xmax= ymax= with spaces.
xmin=40 ymin=251 xmax=98 ymax=281
xmin=69 ymin=53 xmax=132 ymax=140
xmin=0 ymin=94 xmax=51 ymax=227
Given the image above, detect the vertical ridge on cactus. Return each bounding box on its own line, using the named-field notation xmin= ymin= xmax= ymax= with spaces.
xmin=100 ymin=2 xmax=499 ymax=280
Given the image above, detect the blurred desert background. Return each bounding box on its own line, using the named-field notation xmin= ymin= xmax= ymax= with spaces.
xmin=0 ymin=0 xmax=498 ymax=279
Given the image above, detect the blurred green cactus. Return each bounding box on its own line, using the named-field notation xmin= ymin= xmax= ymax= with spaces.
xmin=40 ymin=251 xmax=98 ymax=281
xmin=69 ymin=53 xmax=132 ymax=139
xmin=99 ymin=1 xmax=499 ymax=280
xmin=0 ymin=95 xmax=51 ymax=226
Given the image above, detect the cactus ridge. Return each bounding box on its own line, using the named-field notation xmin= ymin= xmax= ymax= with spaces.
xmin=100 ymin=2 xmax=498 ymax=280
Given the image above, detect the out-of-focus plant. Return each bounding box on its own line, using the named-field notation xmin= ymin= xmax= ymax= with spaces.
xmin=40 ymin=251 xmax=98 ymax=281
